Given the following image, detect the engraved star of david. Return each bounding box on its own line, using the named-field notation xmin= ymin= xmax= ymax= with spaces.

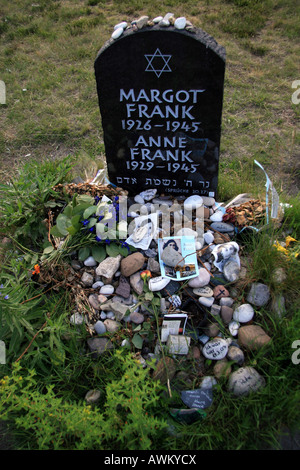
xmin=145 ymin=48 xmax=172 ymax=78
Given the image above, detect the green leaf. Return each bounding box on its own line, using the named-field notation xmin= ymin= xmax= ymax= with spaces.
xmin=91 ymin=245 xmax=106 ymax=263
xmin=50 ymin=225 xmax=63 ymax=237
xmin=67 ymin=225 xmax=79 ymax=235
xmin=132 ymin=333 xmax=143 ymax=349
xmin=88 ymin=217 xmax=97 ymax=229
xmin=119 ymin=245 xmax=130 ymax=257
xmin=132 ymin=325 xmax=142 ymax=332
xmin=96 ymin=222 xmax=106 ymax=235
xmin=63 ymin=204 xmax=73 ymax=218
xmin=144 ymin=291 xmax=154 ymax=302
xmin=106 ymin=242 xmax=120 ymax=257
xmin=56 ymin=214 xmax=71 ymax=236
xmin=71 ymin=214 xmax=81 ymax=229
xmin=72 ymin=202 xmax=93 ymax=217
xmin=44 ymin=200 xmax=64 ymax=208
xmin=77 ymin=194 xmax=95 ymax=205
xmin=43 ymin=245 xmax=54 ymax=254
xmin=83 ymin=205 xmax=97 ymax=220
xmin=78 ymin=246 xmax=90 ymax=261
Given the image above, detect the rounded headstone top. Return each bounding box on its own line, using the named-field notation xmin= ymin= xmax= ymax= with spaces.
xmin=95 ymin=21 xmax=226 ymax=62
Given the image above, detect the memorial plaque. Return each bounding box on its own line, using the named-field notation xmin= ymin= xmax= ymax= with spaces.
xmin=95 ymin=24 xmax=226 ymax=197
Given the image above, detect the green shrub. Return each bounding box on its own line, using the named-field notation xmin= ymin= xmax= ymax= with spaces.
xmin=0 ymin=353 xmax=168 ymax=450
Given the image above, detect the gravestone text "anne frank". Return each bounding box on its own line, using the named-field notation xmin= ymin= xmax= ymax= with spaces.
xmin=95 ymin=23 xmax=225 ymax=197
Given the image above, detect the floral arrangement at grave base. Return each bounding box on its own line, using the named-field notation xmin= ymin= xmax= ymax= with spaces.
xmin=42 ymin=184 xmax=135 ymax=264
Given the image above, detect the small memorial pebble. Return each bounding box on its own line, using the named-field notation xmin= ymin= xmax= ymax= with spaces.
xmin=193 ymin=286 xmax=213 ymax=297
xmin=84 ymin=256 xmax=97 ymax=267
xmin=174 ymin=17 xmax=186 ymax=30
xmin=111 ymin=27 xmax=124 ymax=40
xmin=202 ymin=338 xmax=228 ymax=360
xmin=198 ymin=296 xmax=214 ymax=308
xmin=94 ymin=320 xmax=106 ymax=335
xmin=184 ymin=195 xmax=203 ymax=210
xmin=99 ymin=285 xmax=115 ymax=296
xmin=233 ymin=304 xmax=254 ymax=323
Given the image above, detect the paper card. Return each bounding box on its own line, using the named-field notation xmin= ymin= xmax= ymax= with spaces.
xmin=158 ymin=236 xmax=199 ymax=281
xmin=125 ymin=213 xmax=158 ymax=250
xmin=161 ymin=313 xmax=188 ymax=342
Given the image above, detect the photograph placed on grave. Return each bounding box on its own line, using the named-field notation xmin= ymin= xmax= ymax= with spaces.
xmin=95 ymin=24 xmax=225 ymax=197
xmin=158 ymin=236 xmax=199 ymax=280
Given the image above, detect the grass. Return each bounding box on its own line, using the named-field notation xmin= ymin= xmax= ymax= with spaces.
xmin=0 ymin=0 xmax=300 ymax=451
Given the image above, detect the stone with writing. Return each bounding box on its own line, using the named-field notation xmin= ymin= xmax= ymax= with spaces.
xmin=95 ymin=23 xmax=225 ymax=197
xmin=227 ymin=366 xmax=266 ymax=397
xmin=181 ymin=388 xmax=213 ymax=409
xmin=202 ymin=338 xmax=228 ymax=360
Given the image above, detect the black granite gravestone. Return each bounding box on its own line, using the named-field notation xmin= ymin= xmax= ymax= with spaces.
xmin=95 ymin=24 xmax=225 ymax=197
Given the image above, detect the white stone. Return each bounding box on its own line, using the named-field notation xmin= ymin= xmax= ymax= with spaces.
xmin=210 ymin=210 xmax=224 ymax=222
xmin=111 ymin=27 xmax=124 ymax=39
xmin=220 ymin=297 xmax=234 ymax=307
xmin=139 ymin=189 xmax=157 ymax=201
xmin=148 ymin=276 xmax=170 ymax=292
xmin=188 ymin=268 xmax=210 ymax=288
xmin=233 ymin=304 xmax=254 ymax=323
xmin=192 ymin=286 xmax=213 ymax=297
xmin=163 ymin=12 xmax=174 ymax=21
xmin=83 ymin=256 xmax=97 ymax=267
xmin=134 ymin=194 xmax=145 ymax=204
xmin=200 ymin=376 xmax=218 ymax=389
xmin=202 ymin=196 xmax=215 ymax=207
xmin=96 ymin=254 xmax=121 ymax=279
xmin=174 ymin=17 xmax=186 ymax=29
xmin=114 ymin=21 xmax=127 ymax=30
xmin=153 ymin=16 xmax=163 ymax=23
xmin=184 ymin=195 xmax=203 ymax=210
xmin=92 ymin=281 xmax=104 ymax=289
xmin=195 ymin=239 xmax=204 ymax=250
xmin=228 ymin=367 xmax=266 ymax=397
xmin=175 ymin=227 xmax=198 ymax=238
xmin=198 ymin=296 xmax=214 ymax=308
xmin=204 ymin=231 xmax=215 ymax=245
xmin=99 ymin=285 xmax=114 ymax=296
xmin=202 ymin=338 xmax=228 ymax=360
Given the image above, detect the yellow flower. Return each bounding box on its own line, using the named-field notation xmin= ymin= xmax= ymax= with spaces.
xmin=286 ymin=236 xmax=297 ymax=248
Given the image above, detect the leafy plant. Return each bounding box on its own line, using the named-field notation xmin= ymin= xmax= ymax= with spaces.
xmin=0 ymin=157 xmax=74 ymax=246
xmin=43 ymin=192 xmax=135 ymax=263
xmin=0 ymin=353 xmax=168 ymax=450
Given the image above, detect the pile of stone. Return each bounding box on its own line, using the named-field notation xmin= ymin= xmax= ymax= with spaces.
xmin=111 ymin=13 xmax=196 ymax=40
xmin=65 ymin=188 xmax=277 ymax=408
